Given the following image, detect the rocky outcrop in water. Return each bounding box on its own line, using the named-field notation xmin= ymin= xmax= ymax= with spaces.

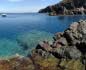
xmin=0 ymin=20 xmax=86 ymax=70
xmin=31 ymin=20 xmax=86 ymax=70
xmin=39 ymin=0 xmax=86 ymax=15
xmin=35 ymin=20 xmax=86 ymax=59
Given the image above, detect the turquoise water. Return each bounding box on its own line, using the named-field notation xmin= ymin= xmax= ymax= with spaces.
xmin=0 ymin=13 xmax=86 ymax=58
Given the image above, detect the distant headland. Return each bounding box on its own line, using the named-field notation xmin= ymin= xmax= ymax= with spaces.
xmin=39 ymin=0 xmax=86 ymax=16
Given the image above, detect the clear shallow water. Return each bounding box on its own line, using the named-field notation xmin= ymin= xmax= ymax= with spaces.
xmin=0 ymin=13 xmax=86 ymax=58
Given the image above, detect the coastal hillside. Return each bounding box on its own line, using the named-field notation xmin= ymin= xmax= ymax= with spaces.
xmin=39 ymin=0 xmax=86 ymax=15
xmin=0 ymin=20 xmax=86 ymax=70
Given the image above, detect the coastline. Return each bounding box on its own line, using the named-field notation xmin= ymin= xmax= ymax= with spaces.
xmin=39 ymin=0 xmax=86 ymax=16
xmin=0 ymin=20 xmax=86 ymax=70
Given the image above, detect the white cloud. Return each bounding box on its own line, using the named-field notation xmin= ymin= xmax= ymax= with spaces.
xmin=8 ymin=0 xmax=23 ymax=2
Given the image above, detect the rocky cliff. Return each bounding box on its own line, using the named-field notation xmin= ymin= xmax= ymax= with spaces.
xmin=0 ymin=20 xmax=86 ymax=70
xmin=39 ymin=0 xmax=86 ymax=15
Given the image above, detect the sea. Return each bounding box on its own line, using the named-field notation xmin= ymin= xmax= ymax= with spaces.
xmin=0 ymin=13 xmax=86 ymax=58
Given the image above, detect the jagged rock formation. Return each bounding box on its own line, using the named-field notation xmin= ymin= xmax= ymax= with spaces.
xmin=31 ymin=20 xmax=86 ymax=70
xmin=39 ymin=0 xmax=86 ymax=15
xmin=0 ymin=20 xmax=86 ymax=70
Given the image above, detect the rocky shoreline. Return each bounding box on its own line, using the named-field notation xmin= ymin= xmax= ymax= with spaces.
xmin=39 ymin=0 xmax=86 ymax=16
xmin=0 ymin=20 xmax=86 ymax=70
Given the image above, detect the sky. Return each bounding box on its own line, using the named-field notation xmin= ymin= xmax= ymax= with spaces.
xmin=0 ymin=0 xmax=62 ymax=13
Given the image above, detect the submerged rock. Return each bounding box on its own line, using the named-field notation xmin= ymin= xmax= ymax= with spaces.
xmin=16 ymin=30 xmax=53 ymax=54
